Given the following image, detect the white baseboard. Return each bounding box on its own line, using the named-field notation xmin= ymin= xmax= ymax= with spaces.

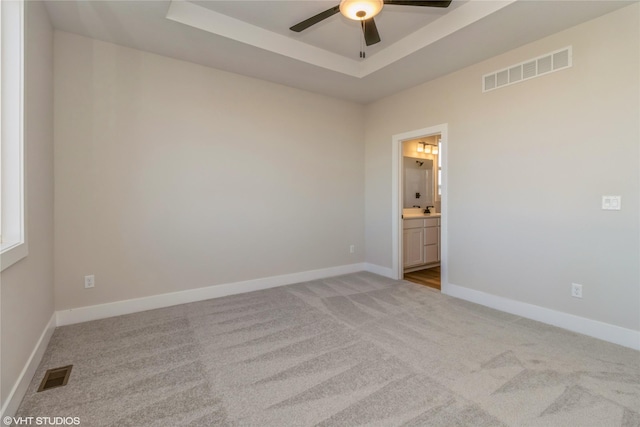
xmin=9 ymin=273 xmax=635 ymax=421
xmin=1 ymin=313 xmax=56 ymax=419
xmin=57 ymin=263 xmax=367 ymax=326
xmin=444 ymin=282 xmax=640 ymax=351
xmin=364 ymin=263 xmax=394 ymax=279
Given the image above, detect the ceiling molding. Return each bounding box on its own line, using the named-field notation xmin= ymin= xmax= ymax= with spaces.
xmin=361 ymin=0 xmax=515 ymax=75
xmin=44 ymin=0 xmax=633 ymax=103
xmin=167 ymin=0 xmax=516 ymax=79
xmin=166 ymin=0 xmax=360 ymax=76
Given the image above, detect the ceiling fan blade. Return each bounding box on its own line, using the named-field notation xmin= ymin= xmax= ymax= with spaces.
xmin=290 ymin=5 xmax=340 ymax=32
xmin=383 ymin=1 xmax=452 ymax=7
xmin=362 ymin=18 xmax=381 ymax=46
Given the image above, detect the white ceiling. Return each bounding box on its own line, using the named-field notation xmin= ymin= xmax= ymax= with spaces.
xmin=189 ymin=0 xmax=468 ymax=59
xmin=44 ymin=0 xmax=634 ymax=103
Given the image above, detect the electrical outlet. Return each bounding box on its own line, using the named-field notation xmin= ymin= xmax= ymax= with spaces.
xmin=84 ymin=275 xmax=95 ymax=289
xmin=571 ymin=283 xmax=582 ymax=298
xmin=349 ymin=245 xmax=355 ymax=254
xmin=602 ymin=195 xmax=621 ymax=210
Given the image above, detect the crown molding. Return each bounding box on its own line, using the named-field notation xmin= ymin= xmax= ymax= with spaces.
xmin=166 ymin=0 xmax=516 ymax=79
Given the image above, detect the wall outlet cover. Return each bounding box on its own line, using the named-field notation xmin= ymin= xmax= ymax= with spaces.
xmin=571 ymin=283 xmax=582 ymax=298
xmin=84 ymin=275 xmax=95 ymax=289
xmin=602 ymin=195 xmax=621 ymax=210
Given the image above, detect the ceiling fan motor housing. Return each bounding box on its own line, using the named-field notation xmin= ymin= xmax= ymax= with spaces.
xmin=339 ymin=0 xmax=384 ymax=21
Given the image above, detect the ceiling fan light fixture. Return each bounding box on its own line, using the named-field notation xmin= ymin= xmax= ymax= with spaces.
xmin=339 ymin=0 xmax=383 ymax=21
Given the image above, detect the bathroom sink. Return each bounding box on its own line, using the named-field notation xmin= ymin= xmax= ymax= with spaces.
xmin=402 ymin=208 xmax=440 ymax=218
xmin=403 ymin=208 xmax=423 ymax=216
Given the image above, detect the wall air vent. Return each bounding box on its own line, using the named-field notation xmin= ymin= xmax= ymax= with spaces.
xmin=482 ymin=46 xmax=572 ymax=93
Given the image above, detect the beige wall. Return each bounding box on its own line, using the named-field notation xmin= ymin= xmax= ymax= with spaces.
xmin=0 ymin=1 xmax=54 ymax=408
xmin=364 ymin=5 xmax=640 ymax=330
xmin=3 ymin=5 xmax=638 ymax=411
xmin=54 ymin=32 xmax=365 ymax=310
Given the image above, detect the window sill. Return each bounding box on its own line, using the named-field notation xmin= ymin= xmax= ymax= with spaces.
xmin=1 ymin=241 xmax=28 ymax=271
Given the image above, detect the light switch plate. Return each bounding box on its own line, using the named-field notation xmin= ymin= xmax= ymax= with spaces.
xmin=602 ymin=195 xmax=621 ymax=210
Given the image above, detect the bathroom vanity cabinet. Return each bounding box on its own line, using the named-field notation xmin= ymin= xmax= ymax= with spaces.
xmin=403 ymin=216 xmax=440 ymax=271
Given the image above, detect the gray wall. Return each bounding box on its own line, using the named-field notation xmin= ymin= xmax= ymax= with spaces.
xmin=364 ymin=5 xmax=639 ymax=331
xmin=0 ymin=1 xmax=54 ymax=409
xmin=53 ymin=32 xmax=365 ymax=310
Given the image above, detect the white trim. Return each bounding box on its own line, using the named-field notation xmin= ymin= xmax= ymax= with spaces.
xmin=362 ymin=0 xmax=514 ymax=76
xmin=166 ymin=0 xmax=358 ymax=76
xmin=444 ymin=283 xmax=640 ymax=351
xmin=3 ymin=273 xmax=634 ymax=423
xmin=0 ymin=313 xmax=56 ymax=420
xmin=57 ymin=263 xmax=366 ymax=326
xmin=0 ymin=241 xmax=28 ymax=271
xmin=364 ymin=262 xmax=394 ymax=279
xmin=166 ymin=0 xmax=515 ymax=78
xmin=1 ymin=0 xmax=27 ymax=272
xmin=391 ymin=124 xmax=448 ymax=285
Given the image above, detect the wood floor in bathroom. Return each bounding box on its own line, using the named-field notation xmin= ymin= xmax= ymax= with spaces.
xmin=403 ymin=266 xmax=441 ymax=291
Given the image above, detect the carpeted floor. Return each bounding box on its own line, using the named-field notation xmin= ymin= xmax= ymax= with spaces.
xmin=16 ymin=272 xmax=640 ymax=426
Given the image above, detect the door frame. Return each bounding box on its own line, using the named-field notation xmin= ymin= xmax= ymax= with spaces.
xmin=391 ymin=123 xmax=448 ymax=292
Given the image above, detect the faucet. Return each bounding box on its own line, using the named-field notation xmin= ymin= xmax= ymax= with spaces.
xmin=424 ymin=206 xmax=434 ymax=214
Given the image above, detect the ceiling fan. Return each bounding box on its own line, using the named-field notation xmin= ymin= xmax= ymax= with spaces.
xmin=290 ymin=0 xmax=452 ymax=52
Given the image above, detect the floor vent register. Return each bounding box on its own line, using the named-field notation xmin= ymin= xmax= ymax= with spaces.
xmin=38 ymin=365 xmax=73 ymax=392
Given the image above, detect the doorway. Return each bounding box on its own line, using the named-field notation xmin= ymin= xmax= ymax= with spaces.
xmin=391 ymin=124 xmax=448 ymax=293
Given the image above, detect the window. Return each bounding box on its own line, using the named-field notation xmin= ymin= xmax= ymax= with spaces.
xmin=1 ymin=0 xmax=27 ymax=271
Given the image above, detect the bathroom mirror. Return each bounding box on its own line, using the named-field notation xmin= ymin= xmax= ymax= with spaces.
xmin=403 ymin=157 xmax=433 ymax=209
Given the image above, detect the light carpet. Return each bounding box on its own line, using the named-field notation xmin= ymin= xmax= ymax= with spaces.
xmin=15 ymin=272 xmax=640 ymax=426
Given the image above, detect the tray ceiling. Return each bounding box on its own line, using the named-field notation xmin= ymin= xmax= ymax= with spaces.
xmin=44 ymin=0 xmax=634 ymax=103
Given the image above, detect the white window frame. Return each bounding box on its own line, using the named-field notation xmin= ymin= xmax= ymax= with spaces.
xmin=1 ymin=0 xmax=27 ymax=271
xmin=437 ymin=138 xmax=442 ymax=198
